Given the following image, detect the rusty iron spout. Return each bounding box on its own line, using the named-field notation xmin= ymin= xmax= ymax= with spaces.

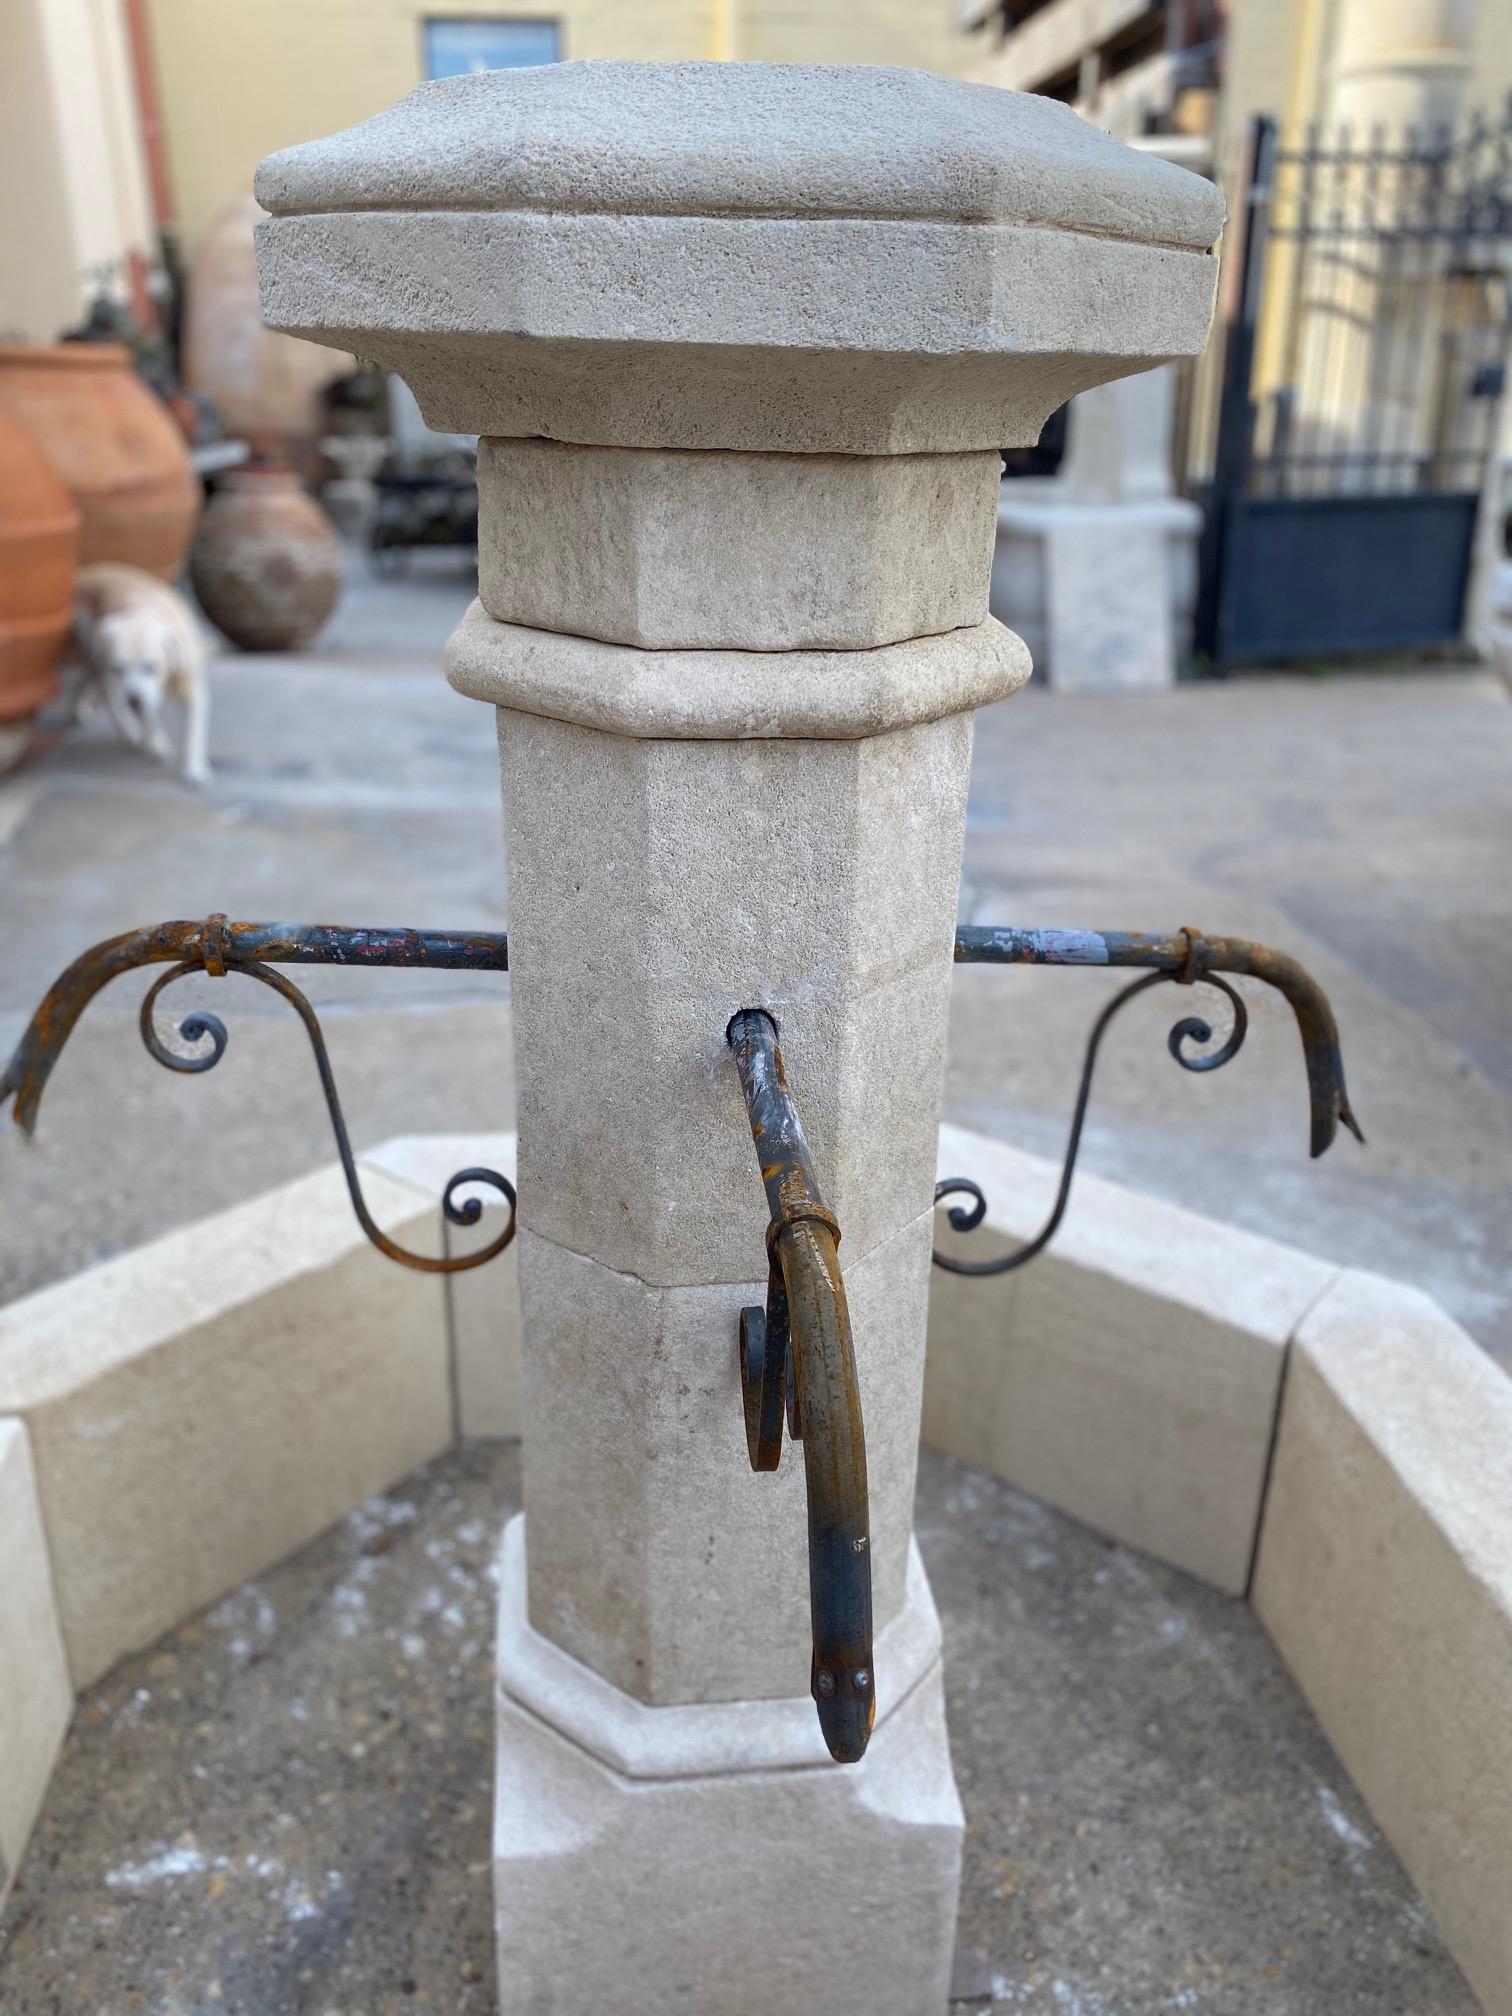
xmin=727 ymin=1009 xmax=874 ymax=1766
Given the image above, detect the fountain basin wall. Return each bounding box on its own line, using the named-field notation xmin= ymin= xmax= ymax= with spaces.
xmin=1 ymin=1122 xmax=1507 ymax=2013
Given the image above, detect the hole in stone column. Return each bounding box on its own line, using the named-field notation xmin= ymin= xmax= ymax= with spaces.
xmin=726 ymin=1007 xmax=781 ymax=1044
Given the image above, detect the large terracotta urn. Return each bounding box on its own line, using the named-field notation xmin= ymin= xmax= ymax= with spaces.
xmin=0 ymin=345 xmax=199 ymax=582
xmin=189 ymin=467 xmax=343 ymax=651
xmin=0 ymin=413 xmax=81 ymax=724
xmin=182 ymin=194 xmax=352 ymax=474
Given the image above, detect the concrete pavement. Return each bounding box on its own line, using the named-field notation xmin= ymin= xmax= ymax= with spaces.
xmin=0 ymin=1444 xmax=1479 ymax=2014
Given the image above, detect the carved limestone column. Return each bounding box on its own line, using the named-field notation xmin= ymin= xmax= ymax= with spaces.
xmin=255 ymin=61 xmax=1223 ymax=2015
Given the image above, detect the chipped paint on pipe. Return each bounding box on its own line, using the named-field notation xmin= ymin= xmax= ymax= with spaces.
xmin=954 ymin=923 xmax=1361 ymax=1157
xmin=0 ymin=917 xmax=509 ymax=1137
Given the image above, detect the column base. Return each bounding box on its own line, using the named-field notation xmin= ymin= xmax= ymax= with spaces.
xmin=492 ymin=1515 xmax=964 ymax=2016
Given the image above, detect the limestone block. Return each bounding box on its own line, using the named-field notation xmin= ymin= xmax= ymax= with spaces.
xmin=992 ymin=495 xmax=1201 ymax=690
xmin=362 ymin=1132 xmax=523 ymax=1439
xmin=0 ymin=1420 xmax=72 ymax=1908
xmin=477 ymin=440 xmax=1001 ymax=650
xmin=1044 ymin=508 xmax=1178 ymax=690
xmin=1253 ymin=1271 xmax=1512 ymax=2016
xmin=493 ymin=1684 xmax=961 ymax=2016
xmin=256 ymin=63 xmax=1227 ymax=242
xmin=496 ymin=1518 xmax=944 ymax=1775
xmin=494 ymin=1514 xmax=963 ymax=2016
xmin=259 ymin=211 xmax=1220 ymax=455
xmin=447 ymin=602 xmax=1029 ymax=741
xmin=0 ymin=1164 xmax=451 ymax=1687
xmin=256 ymin=63 xmax=1224 ymax=453
xmin=924 ymin=1124 xmax=1338 ymax=1593
xmin=986 ymin=508 xmax=1049 ymax=669
xmin=495 ymin=707 xmax=980 ymax=1287
xmin=1057 ymin=364 xmax=1184 ymax=504
xmin=517 ymin=1210 xmax=933 ymax=1703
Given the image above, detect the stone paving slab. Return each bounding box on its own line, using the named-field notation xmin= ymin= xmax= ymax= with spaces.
xmin=0 ymin=1444 xmax=1477 ymax=2015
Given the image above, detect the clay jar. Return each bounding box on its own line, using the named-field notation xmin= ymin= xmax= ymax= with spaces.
xmin=0 ymin=412 xmax=81 ymax=724
xmin=190 ymin=467 xmax=343 ymax=651
xmin=182 ymin=193 xmax=353 ymax=477
xmin=0 ymin=344 xmax=198 ymax=582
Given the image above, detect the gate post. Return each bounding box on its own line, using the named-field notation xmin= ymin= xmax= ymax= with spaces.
xmin=256 ymin=62 xmax=1224 ymax=2014
xmin=1196 ymin=113 xmax=1276 ymax=670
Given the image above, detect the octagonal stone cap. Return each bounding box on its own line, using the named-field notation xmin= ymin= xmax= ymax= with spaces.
xmin=255 ymin=60 xmax=1223 ymax=248
xmin=256 ymin=61 xmax=1226 ymax=454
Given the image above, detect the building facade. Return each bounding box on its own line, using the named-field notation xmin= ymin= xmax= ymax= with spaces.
xmin=145 ymin=0 xmax=967 ymax=266
xmin=0 ymin=1 xmax=967 ymax=343
xmin=0 ymin=0 xmax=159 ymax=346
xmin=957 ymin=0 xmax=1512 ymax=181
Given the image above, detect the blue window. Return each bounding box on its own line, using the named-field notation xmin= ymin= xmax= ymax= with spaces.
xmin=424 ymin=18 xmax=560 ymax=77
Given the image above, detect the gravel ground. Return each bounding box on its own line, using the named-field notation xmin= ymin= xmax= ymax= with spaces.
xmin=0 ymin=1444 xmax=1476 ymax=2016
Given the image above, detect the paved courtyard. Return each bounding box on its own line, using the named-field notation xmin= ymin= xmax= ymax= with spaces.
xmin=0 ymin=558 xmax=1505 ymax=2010
xmin=3 ymin=558 xmax=1510 ymax=1367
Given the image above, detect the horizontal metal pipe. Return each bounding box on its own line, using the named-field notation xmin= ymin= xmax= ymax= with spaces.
xmin=954 ymin=924 xmax=1361 ymax=1157
xmin=2 ymin=917 xmax=508 ymax=1137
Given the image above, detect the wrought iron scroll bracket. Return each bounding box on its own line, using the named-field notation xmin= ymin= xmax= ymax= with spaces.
xmin=3 ymin=912 xmax=517 ymax=1276
xmin=936 ymin=923 xmax=1364 ymax=1278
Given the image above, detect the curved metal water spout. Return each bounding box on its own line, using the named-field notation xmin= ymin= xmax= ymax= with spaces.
xmin=727 ymin=1008 xmax=874 ymax=1766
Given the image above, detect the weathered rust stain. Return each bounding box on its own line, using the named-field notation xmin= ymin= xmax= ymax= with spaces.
xmin=727 ymin=1008 xmax=874 ymax=1766
xmin=936 ymin=921 xmax=1364 ymax=1281
xmin=1 ymin=916 xmax=510 ymax=1138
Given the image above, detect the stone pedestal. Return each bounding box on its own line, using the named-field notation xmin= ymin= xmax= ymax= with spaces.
xmin=990 ymin=366 xmax=1202 ymax=690
xmin=319 ymin=433 xmax=390 ymax=544
xmin=255 ymin=60 xmax=1223 ymax=2015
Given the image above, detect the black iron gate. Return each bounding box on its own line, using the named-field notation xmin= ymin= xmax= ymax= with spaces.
xmin=1198 ymin=106 xmax=1512 ymax=669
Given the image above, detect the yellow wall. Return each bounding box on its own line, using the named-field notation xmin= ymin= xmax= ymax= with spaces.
xmin=145 ymin=0 xmax=962 ymax=257
xmin=736 ymin=1 xmax=961 ymax=68
xmin=1190 ymin=0 xmax=1512 ymax=461
xmin=0 ymin=0 xmax=156 ymax=343
xmin=1221 ymin=0 xmax=1512 ymax=179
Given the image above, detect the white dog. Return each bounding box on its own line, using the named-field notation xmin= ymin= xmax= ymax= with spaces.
xmin=73 ymin=563 xmax=211 ymax=786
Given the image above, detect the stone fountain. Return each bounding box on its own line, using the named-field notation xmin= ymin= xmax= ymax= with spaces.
xmin=248 ymin=58 xmax=1229 ymax=2016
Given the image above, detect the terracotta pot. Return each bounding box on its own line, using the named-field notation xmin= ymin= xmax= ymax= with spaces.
xmin=0 ymin=344 xmax=199 ymax=582
xmin=182 ymin=194 xmax=353 ymax=474
xmin=190 ymin=468 xmax=343 ymax=651
xmin=0 ymin=412 xmax=81 ymax=722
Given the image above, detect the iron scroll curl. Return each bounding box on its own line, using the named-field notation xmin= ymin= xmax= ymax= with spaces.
xmin=138 ymin=956 xmax=516 ymax=1275
xmin=935 ymin=928 xmax=1362 ymax=1276
xmin=4 ymin=915 xmax=517 ymax=1277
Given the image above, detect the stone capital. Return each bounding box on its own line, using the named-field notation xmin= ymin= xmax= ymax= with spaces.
xmin=255 ymin=59 xmax=1225 ymax=455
